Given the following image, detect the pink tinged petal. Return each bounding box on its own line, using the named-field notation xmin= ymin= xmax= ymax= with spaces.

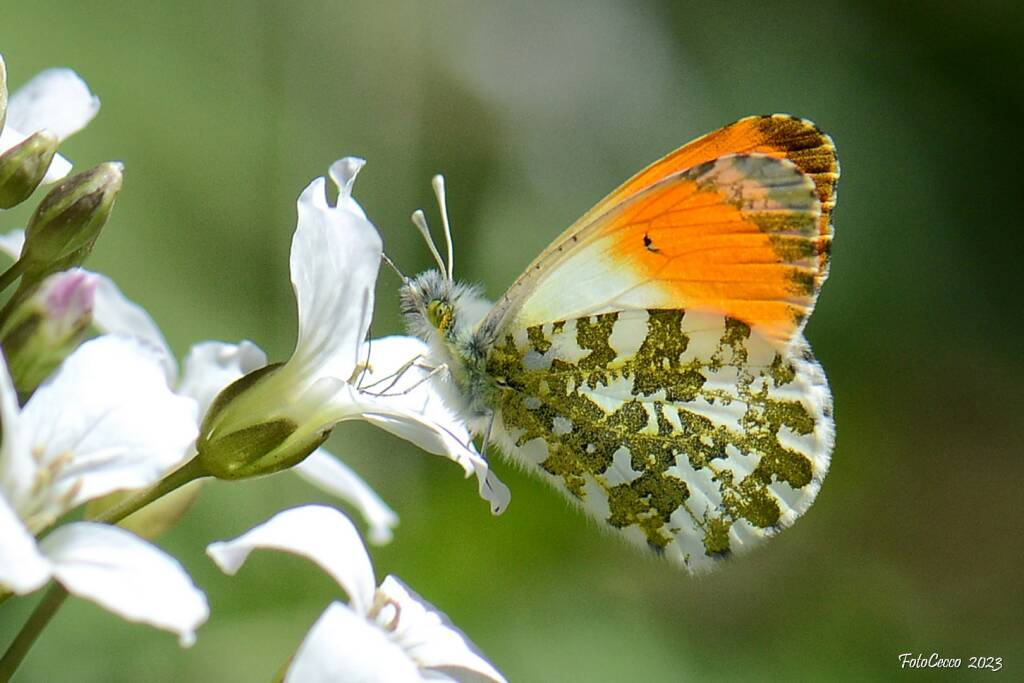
xmin=39 ymin=522 xmax=208 ymax=646
xmin=20 ymin=335 xmax=199 ymax=516
xmin=285 ymin=603 xmax=422 ymax=683
xmin=43 ymin=269 xmax=96 ymax=322
xmin=0 ymin=228 xmax=26 ymax=259
xmin=178 ymin=340 xmax=267 ymax=419
xmin=291 ymin=449 xmax=398 ymax=545
xmin=0 ymin=494 xmax=51 ymax=593
xmin=91 ymin=275 xmax=176 ymax=383
xmin=288 ymin=160 xmax=382 ymax=384
xmin=207 ymin=505 xmax=376 ymax=615
xmin=379 ymin=576 xmax=507 ymax=683
xmin=6 ymin=68 xmax=100 ymax=142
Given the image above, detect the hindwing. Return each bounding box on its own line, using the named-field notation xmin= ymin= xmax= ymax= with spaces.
xmin=484 ymin=308 xmax=833 ymax=573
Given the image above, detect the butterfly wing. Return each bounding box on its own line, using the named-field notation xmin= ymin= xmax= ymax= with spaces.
xmin=475 ymin=118 xmax=837 ymax=571
xmin=574 ymin=114 xmax=837 ymax=247
xmin=480 ymin=116 xmax=837 ymax=349
xmin=485 ymin=308 xmax=832 ymax=573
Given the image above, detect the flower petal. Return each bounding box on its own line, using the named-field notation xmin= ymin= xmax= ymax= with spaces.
xmin=6 ymin=68 xmax=100 ymax=142
xmin=20 ymin=335 xmax=198 ymax=521
xmin=39 ymin=153 xmax=73 ymax=184
xmin=0 ymin=347 xmax=34 ymax=507
xmin=352 ymin=336 xmax=510 ymax=514
xmin=40 ymin=521 xmax=208 ymax=646
xmin=91 ymin=275 xmax=177 ymax=383
xmin=291 ymin=448 xmax=398 ymax=545
xmin=0 ymin=228 xmax=26 ymax=259
xmin=379 ymin=576 xmax=507 ymax=683
xmin=177 ymin=340 xmax=267 ymax=419
xmin=0 ymin=127 xmax=73 ymax=184
xmin=0 ymin=125 xmax=23 ymax=157
xmin=207 ymin=505 xmax=376 ymax=615
xmin=0 ymin=243 xmax=179 ymax=384
xmin=285 ymin=602 xmax=422 ymax=683
xmin=287 ymin=160 xmax=381 ymax=385
xmin=0 ymin=238 xmax=177 ymax=383
xmin=0 ymin=493 xmax=51 ymax=593
xmin=359 ymin=407 xmax=509 ymax=515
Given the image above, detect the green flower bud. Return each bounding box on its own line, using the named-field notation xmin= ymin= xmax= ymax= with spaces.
xmin=0 ymin=129 xmax=60 ymax=209
xmin=20 ymin=161 xmax=123 ymax=280
xmin=0 ymin=269 xmax=96 ymax=396
xmin=196 ymin=364 xmax=332 ymax=480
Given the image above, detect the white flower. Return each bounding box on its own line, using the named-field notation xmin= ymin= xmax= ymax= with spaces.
xmin=207 ymin=505 xmax=507 ymax=683
xmin=0 ymin=335 xmax=208 ymax=645
xmin=0 ymin=62 xmax=100 ymax=184
xmin=198 ymin=159 xmax=509 ymax=514
xmin=0 ymin=231 xmax=402 ymax=543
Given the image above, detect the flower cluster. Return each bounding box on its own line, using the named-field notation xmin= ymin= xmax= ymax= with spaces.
xmin=0 ymin=55 xmax=506 ymax=681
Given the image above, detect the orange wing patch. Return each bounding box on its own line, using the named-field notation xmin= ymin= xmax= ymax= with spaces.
xmin=581 ymin=115 xmax=837 ymax=281
xmin=484 ymin=116 xmax=838 ymax=349
xmin=598 ymin=154 xmax=821 ymax=344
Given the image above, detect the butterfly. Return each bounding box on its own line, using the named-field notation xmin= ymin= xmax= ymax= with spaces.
xmin=399 ymin=115 xmax=838 ymax=573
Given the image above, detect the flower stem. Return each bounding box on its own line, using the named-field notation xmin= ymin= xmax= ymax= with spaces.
xmin=0 ymin=456 xmax=210 ymax=680
xmin=0 ymin=259 xmax=25 ymax=295
xmin=0 ymin=584 xmax=68 ymax=682
xmin=91 ymin=455 xmax=209 ymax=525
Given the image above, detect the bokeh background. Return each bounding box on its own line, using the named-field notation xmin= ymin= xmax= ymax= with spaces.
xmin=2 ymin=1 xmax=1022 ymax=680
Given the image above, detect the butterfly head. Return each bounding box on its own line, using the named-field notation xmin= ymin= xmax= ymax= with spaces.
xmin=396 ymin=175 xmax=491 ymax=349
xmin=399 ymin=268 xmax=455 ymax=339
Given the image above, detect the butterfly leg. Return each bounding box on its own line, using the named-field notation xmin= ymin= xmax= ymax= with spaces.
xmin=370 ymin=361 xmax=450 ymax=398
xmin=356 ymin=353 xmax=426 ymax=393
xmin=479 ymin=410 xmax=496 ymax=462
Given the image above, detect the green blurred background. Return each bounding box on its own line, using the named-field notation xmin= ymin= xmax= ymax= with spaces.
xmin=2 ymin=1 xmax=1022 ymax=680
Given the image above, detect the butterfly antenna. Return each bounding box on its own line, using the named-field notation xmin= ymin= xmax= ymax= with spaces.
xmin=411 ymin=209 xmax=448 ymax=277
xmin=431 ymin=174 xmax=454 ymax=280
xmin=381 ymin=252 xmax=407 ymax=282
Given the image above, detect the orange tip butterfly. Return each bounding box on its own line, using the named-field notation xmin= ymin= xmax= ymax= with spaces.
xmin=399 ymin=115 xmax=838 ymax=573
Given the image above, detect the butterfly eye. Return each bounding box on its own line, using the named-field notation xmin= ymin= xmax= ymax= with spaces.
xmin=426 ymin=300 xmax=454 ymax=333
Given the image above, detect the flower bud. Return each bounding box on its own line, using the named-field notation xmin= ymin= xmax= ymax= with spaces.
xmin=0 ymin=269 xmax=96 ymax=396
xmin=19 ymin=161 xmax=123 ymax=280
xmin=196 ymin=364 xmax=332 ymax=480
xmin=0 ymin=129 xmax=60 ymax=209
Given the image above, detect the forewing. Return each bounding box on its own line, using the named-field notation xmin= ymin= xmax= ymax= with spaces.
xmin=485 ymin=309 xmax=833 ymax=573
xmin=484 ymin=153 xmax=827 ymax=348
xmin=575 ymin=114 xmax=838 ymax=246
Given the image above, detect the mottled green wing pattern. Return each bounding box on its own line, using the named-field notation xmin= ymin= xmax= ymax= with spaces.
xmin=485 ymin=308 xmax=833 ymax=573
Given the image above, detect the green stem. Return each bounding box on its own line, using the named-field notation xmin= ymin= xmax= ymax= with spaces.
xmin=0 ymin=279 xmax=31 ymax=332
xmin=0 ymin=456 xmax=210 ymax=679
xmin=0 ymin=259 xmax=25 ymax=295
xmin=0 ymin=584 xmax=68 ymax=682
xmin=91 ymin=456 xmax=208 ymax=525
